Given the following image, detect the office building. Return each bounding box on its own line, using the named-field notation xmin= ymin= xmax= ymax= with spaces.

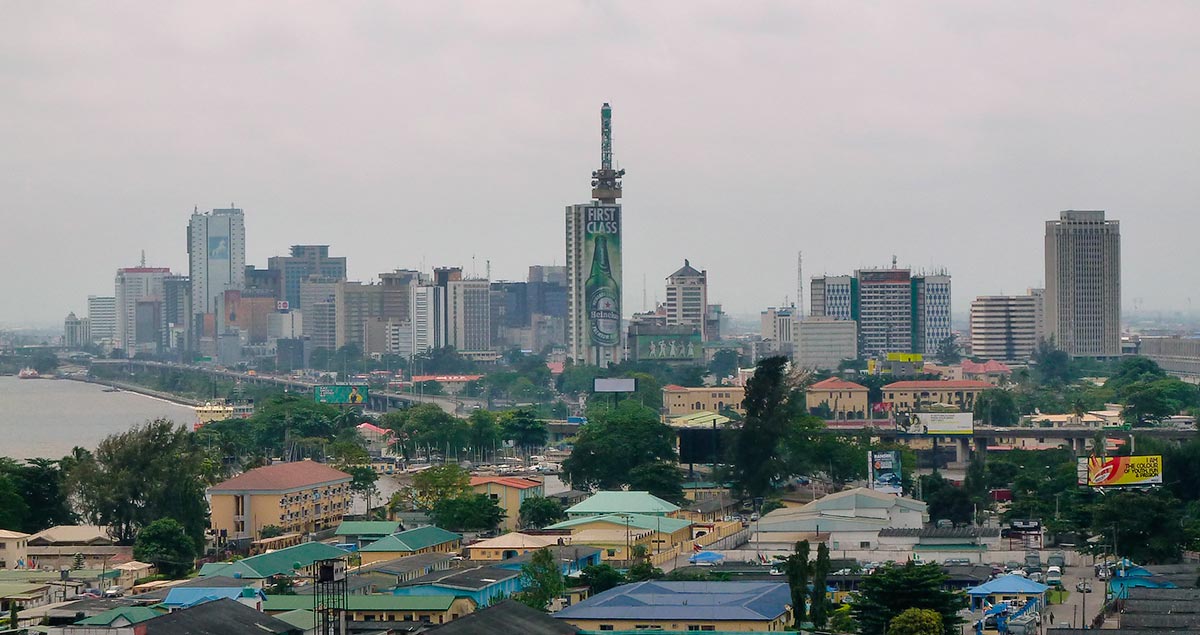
xmin=566 ymin=103 xmax=625 ymax=367
xmin=299 ymin=277 xmax=340 ymax=351
xmin=87 ymin=295 xmax=116 ymax=344
xmin=207 ymin=459 xmax=352 ymax=542
xmin=810 ymin=267 xmax=952 ymax=357
xmin=970 ymin=295 xmax=1038 ymax=362
xmin=243 ymin=266 xmax=281 ymax=300
xmin=664 ymin=259 xmax=708 ymax=340
xmin=1028 ymin=287 xmax=1047 ymax=344
xmin=161 ymin=274 xmax=191 ymax=353
xmin=63 ymin=312 xmax=88 ymax=348
xmin=412 ymin=284 xmax=446 ymax=355
xmin=188 ymin=207 xmax=246 ymax=316
xmin=448 ymin=279 xmax=492 ymax=353
xmin=914 ymin=273 xmax=952 ymax=353
xmin=809 ymin=275 xmax=853 ymax=320
xmin=759 ymin=306 xmax=795 ymax=354
xmin=796 ymin=317 xmax=858 ymax=370
xmin=268 ymin=245 xmax=347 ymax=309
xmin=380 ymin=269 xmax=420 ymax=324
xmin=115 ymin=266 xmax=170 ymax=354
xmin=1045 ymin=210 xmax=1121 ymax=357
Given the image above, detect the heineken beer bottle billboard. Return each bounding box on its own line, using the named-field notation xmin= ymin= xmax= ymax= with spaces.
xmin=584 ymin=205 xmax=621 ymax=349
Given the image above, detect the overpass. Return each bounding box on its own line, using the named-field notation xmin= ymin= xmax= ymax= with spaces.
xmin=89 ymin=359 xmax=485 ymax=416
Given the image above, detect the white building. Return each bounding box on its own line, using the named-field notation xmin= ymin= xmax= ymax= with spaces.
xmin=759 ymin=307 xmax=795 ymax=355
xmin=810 ymin=275 xmax=853 ymax=320
xmin=448 ymin=279 xmax=492 ymax=353
xmin=970 ymin=295 xmax=1037 ymax=362
xmin=796 ymin=318 xmax=858 ymax=370
xmin=915 ymin=274 xmax=952 ymax=354
xmin=412 ymin=285 xmax=446 ymax=355
xmin=299 ymin=277 xmax=339 ymax=350
xmin=755 ymin=488 xmax=926 ymax=552
xmin=268 ymin=310 xmax=303 ymax=340
xmin=87 ymin=295 xmax=116 ymax=344
xmin=665 ymin=260 xmax=708 ymax=340
xmin=63 ymin=313 xmax=89 ymax=349
xmin=187 ymin=207 xmax=246 ymax=316
xmin=114 ymin=266 xmax=170 ymax=354
xmin=1045 ymin=210 xmax=1121 ymax=357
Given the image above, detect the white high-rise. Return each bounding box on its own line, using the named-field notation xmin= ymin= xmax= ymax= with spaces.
xmin=664 ymin=260 xmax=708 ymax=340
xmin=114 ymin=266 xmax=170 ymax=353
xmin=188 ymin=207 xmax=246 ymax=316
xmin=87 ymin=295 xmax=117 ymax=344
xmin=1045 ymin=210 xmax=1121 ymax=357
xmin=448 ymin=279 xmax=492 ymax=353
xmin=411 ymin=285 xmax=445 ymax=355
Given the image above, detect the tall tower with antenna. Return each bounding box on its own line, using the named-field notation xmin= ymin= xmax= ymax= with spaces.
xmin=567 ymin=103 xmax=627 ymax=366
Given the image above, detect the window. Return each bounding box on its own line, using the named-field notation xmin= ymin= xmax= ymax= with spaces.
xmin=688 ymin=626 xmax=716 ymax=632
xmin=606 ymin=549 xmax=617 ymax=557
xmin=859 ymin=541 xmax=871 ymax=548
xmin=599 ymin=626 xmax=614 ymax=631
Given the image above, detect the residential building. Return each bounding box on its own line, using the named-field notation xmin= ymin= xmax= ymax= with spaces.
xmin=207 ymin=460 xmax=352 ymax=542
xmin=357 ymin=526 xmax=462 ymax=565
xmin=63 ymin=313 xmax=87 ymax=349
xmin=553 ymin=581 xmax=794 ymax=633
xmin=263 ymin=594 xmax=475 ymax=627
xmin=268 ymin=245 xmax=347 ymax=310
xmin=565 ymin=491 xmax=680 ymax=518
xmin=811 ymin=268 xmax=952 ymax=357
xmin=756 ymin=488 xmax=927 ymax=551
xmin=1028 ymin=287 xmax=1047 ymax=344
xmin=970 ymin=295 xmax=1038 ymax=362
xmin=796 ymin=317 xmax=858 ymax=370
xmin=135 ymin=598 xmax=302 ymax=635
xmin=392 ymin=566 xmax=523 ymax=610
xmin=881 ymin=379 xmax=993 ymax=412
xmin=86 ymin=295 xmax=116 ymax=344
xmin=424 ymin=599 xmax=580 ymax=635
xmin=463 ymin=533 xmax=560 ymax=561
xmin=805 ymin=377 xmax=870 ymax=420
xmin=664 ymin=260 xmax=708 ymax=340
xmin=1045 ymin=210 xmax=1121 ymax=357
xmin=662 ymin=385 xmax=746 ymax=417
xmin=546 ymin=514 xmax=692 ymax=554
xmin=470 ymin=477 xmax=544 ymax=532
xmin=0 ymin=530 xmax=29 ymax=569
xmin=26 ymin=525 xmax=128 ymax=569
xmin=161 ymin=586 xmax=265 ymax=612
xmin=333 ymin=521 xmax=403 ymax=548
xmin=188 ymin=207 xmax=246 ymax=319
xmin=114 ymin=266 xmax=170 ymax=354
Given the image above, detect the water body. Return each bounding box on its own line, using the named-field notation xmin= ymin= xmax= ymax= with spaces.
xmin=0 ymin=376 xmax=196 ymax=460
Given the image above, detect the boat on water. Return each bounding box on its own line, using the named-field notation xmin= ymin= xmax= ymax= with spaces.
xmin=17 ymin=367 xmax=40 ymax=379
xmin=194 ymin=400 xmax=255 ymax=430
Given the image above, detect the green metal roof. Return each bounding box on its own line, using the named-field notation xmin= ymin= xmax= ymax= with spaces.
xmin=359 ymin=526 xmax=461 ymax=553
xmin=74 ymin=607 xmax=162 ymax=626
xmin=264 ymin=594 xmax=458 ymax=612
xmin=0 ymin=582 xmax=50 ymax=598
xmin=273 ymin=609 xmax=318 ymax=630
xmin=334 ymin=521 xmax=402 ymax=537
xmin=202 ymin=542 xmax=349 ymax=579
xmin=566 ymin=491 xmax=681 ymax=516
xmin=548 ymin=513 xmax=692 ymax=534
xmin=198 ymin=560 xmax=265 ymax=579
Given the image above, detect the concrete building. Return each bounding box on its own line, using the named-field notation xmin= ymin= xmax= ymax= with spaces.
xmin=759 ymin=306 xmax=795 ymax=355
xmin=187 ymin=207 xmax=246 ymax=318
xmin=0 ymin=529 xmax=29 ymax=569
xmin=914 ymin=273 xmax=952 ymax=353
xmin=805 ymin=377 xmax=869 ymax=420
xmin=1045 ymin=210 xmax=1121 ymax=357
xmin=63 ymin=313 xmax=87 ymax=349
xmin=664 ymin=260 xmax=708 ymax=340
xmin=267 ymin=245 xmax=347 ymax=310
xmin=970 ymin=295 xmax=1038 ymax=362
xmin=298 ymin=277 xmax=340 ymax=351
xmin=161 ymin=275 xmax=191 ymax=353
xmin=756 ymin=488 xmax=927 ymax=552
xmin=1136 ymin=337 xmax=1200 ymax=377
xmin=411 ymin=284 xmax=446 ymax=354
xmin=357 ymin=527 xmax=463 ymax=565
xmin=810 ymin=275 xmax=853 ymax=320
xmin=86 ymin=295 xmax=116 ymax=344
xmin=856 ymin=268 xmax=916 ymax=357
xmin=207 ymin=460 xmax=352 ymax=542
xmin=448 ymin=279 xmax=492 ymax=353
xmin=114 ymin=266 xmax=170 ymax=354
xmin=662 ymin=385 xmax=746 ymax=417
xmin=470 ymin=477 xmax=545 ymax=532
xmin=1028 ymin=287 xmax=1047 ymax=344
xmin=796 ymin=317 xmax=858 ymax=370
xmin=554 ymin=581 xmax=794 ymax=633
xmin=811 ymin=268 xmax=952 ymax=357
xmin=881 ymin=379 xmax=993 ymax=412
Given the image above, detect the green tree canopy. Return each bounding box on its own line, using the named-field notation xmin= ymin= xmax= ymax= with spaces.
xmin=730 ymin=356 xmax=795 ymax=499
xmin=627 ymin=461 xmax=685 ymax=504
xmin=562 ymin=401 xmax=677 ymax=491
xmin=920 ymin=473 xmax=973 ymax=526
xmin=429 ymin=494 xmax=505 ymax=532
xmin=851 ymin=562 xmax=966 ymax=635
xmin=500 ymin=409 xmax=549 ymax=453
xmin=133 ymin=518 xmax=198 ymax=578
xmin=411 ymin=464 xmax=472 ymax=510
xmin=888 ymin=608 xmax=943 ymax=635
xmin=973 ymin=389 xmax=1018 ymax=426
xmin=519 ymin=496 xmax=566 ymax=529
xmin=514 ymin=547 xmax=566 ymax=612
xmin=580 ymin=563 xmax=626 ymax=594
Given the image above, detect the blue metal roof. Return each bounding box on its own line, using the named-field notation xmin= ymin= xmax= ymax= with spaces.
xmin=966 ymin=575 xmax=1049 ymax=596
xmin=553 ymin=581 xmax=791 ymax=622
xmin=162 ymin=586 xmax=264 ymax=609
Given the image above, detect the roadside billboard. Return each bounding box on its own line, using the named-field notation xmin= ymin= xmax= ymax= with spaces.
xmin=868 ymin=450 xmax=903 ymax=496
xmin=582 ymin=204 xmax=622 ymax=350
xmin=634 ymin=332 xmax=702 ymax=361
xmin=593 ymin=377 xmax=637 ymax=393
xmin=899 ymin=412 xmax=973 ymax=436
xmin=1085 ymin=455 xmax=1163 ymax=487
xmin=314 ymin=384 xmax=368 ymax=405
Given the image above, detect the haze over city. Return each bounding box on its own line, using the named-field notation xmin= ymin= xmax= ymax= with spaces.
xmin=4 ymin=1 xmax=1200 ymax=326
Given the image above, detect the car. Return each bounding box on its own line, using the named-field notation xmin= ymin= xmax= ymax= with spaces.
xmin=944 ymin=558 xmax=972 ymax=566
xmin=794 ymin=476 xmax=811 ymax=485
xmin=1005 ymin=561 xmax=1021 ymax=571
xmin=832 ymin=568 xmax=853 ymax=576
xmin=1011 ymin=569 xmax=1028 ymax=578
xmin=750 ymin=513 xmax=760 ymax=521
xmin=1076 ymin=582 xmax=1093 ymax=593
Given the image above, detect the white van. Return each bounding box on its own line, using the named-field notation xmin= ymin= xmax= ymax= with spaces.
xmin=1046 ymin=565 xmax=1063 ymax=586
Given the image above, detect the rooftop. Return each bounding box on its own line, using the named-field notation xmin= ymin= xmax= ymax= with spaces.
xmin=466 ymin=533 xmax=560 ymax=551
xmin=263 ymin=594 xmax=461 ymax=612
xmin=566 ymin=491 xmax=680 ymax=516
xmin=74 ymin=606 xmax=163 ymax=626
xmin=961 ymin=360 xmax=1012 ymax=375
xmin=141 ymin=598 xmax=300 ymax=635
xmin=28 ymin=525 xmax=113 ymax=546
xmin=162 ymin=586 xmax=264 ymax=609
xmin=883 ymin=380 xmax=995 ymax=390
xmin=208 ymin=459 xmax=351 ymax=493
xmin=879 ymin=527 xmax=1000 ymax=538
xmin=425 ymin=599 xmax=579 ymax=635
xmin=200 ymin=542 xmax=349 ymax=579
xmin=397 ymin=566 xmax=521 ymax=592
xmin=554 ymin=581 xmax=791 ymax=623
xmin=808 ymin=377 xmax=869 ymax=391
xmin=548 ymin=513 xmax=692 ymax=535
xmin=967 ymin=574 xmax=1050 ymax=596
xmin=357 ymin=552 xmax=457 ymax=577
xmin=334 ymin=520 xmax=404 ymax=537
xmin=0 ymin=529 xmax=30 ymax=539
xmin=471 ymin=476 xmax=544 ymax=490
xmin=359 ymin=526 xmax=462 ymax=553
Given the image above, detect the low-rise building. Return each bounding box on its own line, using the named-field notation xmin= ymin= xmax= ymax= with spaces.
xmin=0 ymin=530 xmax=30 ymax=570
xmin=796 ymin=317 xmax=858 ymax=371
xmin=358 ymin=527 xmax=462 ymax=565
xmin=565 ymin=491 xmax=680 ymax=518
xmin=161 ymin=586 xmax=266 ymax=612
xmin=547 ymin=514 xmax=692 ymax=555
xmin=805 ymin=377 xmax=870 ymax=420
xmin=354 ymin=552 xmax=457 ymax=588
xmin=662 ymin=385 xmax=745 ymax=417
xmin=422 ymin=599 xmax=580 ymax=635
xmin=469 ymin=477 xmax=544 ymax=532
xmin=553 ymin=581 xmax=794 ymax=632
xmin=393 ymin=566 xmax=523 ymax=609
xmin=198 ymin=542 xmax=350 ymax=580
xmin=263 ymin=594 xmax=475 ymax=627
xmin=208 ymin=460 xmax=353 ymax=542
xmin=334 ymin=521 xmax=404 ymax=548
xmin=25 ymin=525 xmax=127 ymax=570
xmin=756 ymin=488 xmax=927 ymax=552
xmin=464 ymin=533 xmax=560 ymax=561
xmin=881 ymin=380 xmax=994 ymax=412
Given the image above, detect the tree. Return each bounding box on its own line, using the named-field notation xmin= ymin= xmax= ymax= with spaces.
xmin=500 ymin=409 xmax=549 ymax=454
xmin=562 ymin=401 xmax=677 ymax=491
xmin=0 ymin=475 xmax=30 ymax=533
xmin=782 ymin=540 xmax=811 ymax=627
xmin=626 ymin=545 xmax=663 ymax=582
xmin=133 ymin=518 xmax=198 ymax=578
xmin=811 ymin=542 xmax=832 ymax=627
xmin=259 ymin=525 xmax=284 ymax=539
xmin=920 ymin=473 xmax=973 ymax=526
xmin=519 ymin=496 xmax=566 ymax=529
xmin=1032 ymin=339 xmax=1071 ymax=385
xmin=730 ymin=357 xmax=795 ymax=499
xmin=627 ymin=461 xmax=685 ymax=504
xmin=708 ymin=349 xmax=743 ymax=380
xmin=71 ymin=552 xmax=85 ymax=570
xmin=514 ymin=547 xmax=566 ymax=611
xmin=429 ymin=495 xmax=505 ymax=532
xmin=888 ymin=608 xmax=943 ymax=635
xmin=0 ymin=458 xmax=75 ymax=533
xmin=935 ymin=336 xmax=961 ymax=365
xmin=411 ymin=465 xmax=471 ymax=510
xmin=580 ymin=563 xmax=625 ymax=594
xmin=466 ymin=410 xmax=501 ymax=459
xmin=347 ymin=466 xmax=380 ymax=513
xmin=851 ymin=562 xmax=966 ymax=635
xmin=1092 ymin=489 xmax=1186 ymax=564
xmin=69 ymin=419 xmax=209 ymax=548
xmin=973 ymin=389 xmax=1018 ymax=426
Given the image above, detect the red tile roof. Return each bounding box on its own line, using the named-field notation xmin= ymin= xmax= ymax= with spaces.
xmin=883 ymin=380 xmax=994 ymax=390
xmin=962 ymin=360 xmax=1012 ymax=374
xmin=471 ymin=476 xmax=543 ymax=490
xmin=808 ymin=377 xmax=869 ymax=391
xmin=209 ymin=460 xmax=352 ymax=492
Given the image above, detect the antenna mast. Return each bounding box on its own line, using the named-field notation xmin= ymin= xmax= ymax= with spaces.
xmin=590 ymin=103 xmax=626 ymax=204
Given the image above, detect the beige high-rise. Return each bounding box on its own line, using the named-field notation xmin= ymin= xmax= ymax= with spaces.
xmin=1044 ymin=210 xmax=1121 ymax=357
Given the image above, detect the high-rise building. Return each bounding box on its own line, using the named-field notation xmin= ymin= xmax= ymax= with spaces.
xmin=566 ymin=103 xmax=625 ymax=367
xmin=188 ymin=207 xmax=246 ymax=316
xmin=760 ymin=306 xmax=795 ymax=355
xmin=1045 ymin=210 xmax=1121 ymax=357
xmin=380 ymin=270 xmax=420 ymax=324
xmin=809 ymin=275 xmax=853 ymax=320
xmin=87 ymin=295 xmax=117 ymax=344
xmin=913 ymin=273 xmax=952 ymax=354
xmin=1028 ymin=287 xmax=1047 ymax=344
xmin=412 ymin=284 xmax=446 ymax=355
xmin=115 ymin=266 xmax=170 ymax=354
xmin=299 ymin=277 xmax=340 ymax=351
xmin=665 ymin=260 xmax=708 ymax=340
xmin=64 ymin=312 xmax=89 ymax=348
xmin=244 ymin=266 xmax=282 ymax=300
xmin=268 ymin=245 xmax=347 ymax=309
xmin=162 ymin=275 xmax=192 ymax=353
xmin=810 ymin=267 xmax=952 ymax=357
xmin=448 ymin=279 xmax=492 ymax=353
xmin=970 ymin=295 xmax=1038 ymax=362
xmin=796 ymin=317 xmax=858 ymax=371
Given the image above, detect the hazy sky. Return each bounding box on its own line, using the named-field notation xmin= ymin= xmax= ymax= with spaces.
xmin=4 ymin=2 xmax=1199 ymax=327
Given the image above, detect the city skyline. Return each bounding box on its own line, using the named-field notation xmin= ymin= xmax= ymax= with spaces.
xmin=5 ymin=3 xmax=1200 ymax=326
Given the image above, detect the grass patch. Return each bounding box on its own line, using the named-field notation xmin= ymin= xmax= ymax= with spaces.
xmin=1047 ymin=588 xmax=1070 ymax=604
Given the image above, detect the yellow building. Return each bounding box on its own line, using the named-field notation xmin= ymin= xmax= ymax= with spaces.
xmin=207 ymin=460 xmax=352 ymax=542
xmin=805 ymin=377 xmax=871 ymax=420
xmin=469 ymin=476 xmax=544 ymax=531
xmin=546 ymin=513 xmax=692 ymax=555
xmin=553 ymin=581 xmax=794 ymax=632
xmin=882 ymin=380 xmax=994 ymax=412
xmin=358 ymin=526 xmax=463 ymax=565
xmin=0 ymin=530 xmax=29 ymax=569
xmin=464 ymin=533 xmax=559 ymax=561
xmin=662 ymin=385 xmax=745 ymax=417
xmin=263 ymin=594 xmax=475 ymax=626
xmin=566 ymin=528 xmax=654 ymax=561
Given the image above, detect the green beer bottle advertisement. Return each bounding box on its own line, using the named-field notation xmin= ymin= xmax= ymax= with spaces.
xmin=587 ymin=235 xmax=620 ymax=346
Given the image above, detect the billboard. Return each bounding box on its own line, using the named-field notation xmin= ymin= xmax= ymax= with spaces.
xmin=886 ymin=352 xmax=924 ymax=363
xmin=314 ymin=384 xmax=368 ymax=405
xmin=635 ymin=332 xmax=702 ymax=361
xmin=868 ymin=450 xmax=903 ymax=496
xmin=899 ymin=412 xmax=973 ymax=436
xmin=583 ymin=204 xmax=622 ymax=350
xmin=593 ymin=377 xmax=637 ymax=393
xmin=1085 ymin=455 xmax=1163 ymax=487
xmin=679 ymin=428 xmax=723 ymax=464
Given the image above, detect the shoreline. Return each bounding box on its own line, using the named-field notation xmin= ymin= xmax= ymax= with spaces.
xmin=63 ymin=375 xmax=203 ymax=409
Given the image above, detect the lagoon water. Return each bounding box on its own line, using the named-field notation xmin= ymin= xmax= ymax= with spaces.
xmin=0 ymin=376 xmax=196 ymax=460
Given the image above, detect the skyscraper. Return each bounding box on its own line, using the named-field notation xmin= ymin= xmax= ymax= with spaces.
xmin=970 ymin=295 xmax=1037 ymax=362
xmin=87 ymin=295 xmax=117 ymax=344
xmin=566 ymin=103 xmax=625 ymax=367
xmin=114 ymin=266 xmax=170 ymax=354
xmin=267 ymin=245 xmax=348 ymax=309
xmin=665 ymin=260 xmax=708 ymax=340
xmin=448 ymin=279 xmax=492 ymax=353
xmin=1045 ymin=210 xmax=1121 ymax=357
xmin=188 ymin=207 xmax=246 ymax=316
xmin=810 ymin=267 xmax=952 ymax=357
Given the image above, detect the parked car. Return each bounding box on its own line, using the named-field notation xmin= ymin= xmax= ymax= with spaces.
xmin=1076 ymin=582 xmax=1093 ymax=593
xmin=944 ymin=558 xmax=972 ymax=566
